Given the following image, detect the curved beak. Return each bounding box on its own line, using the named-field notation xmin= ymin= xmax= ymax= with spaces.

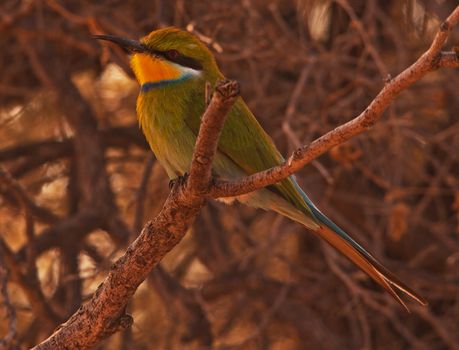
xmin=93 ymin=34 xmax=146 ymax=53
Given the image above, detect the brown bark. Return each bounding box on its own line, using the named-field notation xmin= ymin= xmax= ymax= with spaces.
xmin=33 ymin=80 xmax=240 ymax=349
xmin=209 ymin=6 xmax=459 ymax=199
xmin=31 ymin=6 xmax=459 ymax=348
xmin=0 ymin=0 xmax=459 ymax=349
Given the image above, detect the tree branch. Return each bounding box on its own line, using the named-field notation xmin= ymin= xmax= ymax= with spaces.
xmin=31 ymin=6 xmax=458 ymax=349
xmin=0 ymin=166 xmax=60 ymax=224
xmin=187 ymin=79 xmax=240 ymax=195
xmin=33 ymin=80 xmax=240 ymax=350
xmin=209 ymin=5 xmax=459 ymax=199
xmin=0 ymin=239 xmax=60 ymax=329
xmin=0 ymin=250 xmax=18 ymax=350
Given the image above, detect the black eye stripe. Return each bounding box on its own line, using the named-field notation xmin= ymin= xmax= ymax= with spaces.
xmin=147 ymin=48 xmax=202 ymax=71
xmin=171 ymin=55 xmax=203 ymax=71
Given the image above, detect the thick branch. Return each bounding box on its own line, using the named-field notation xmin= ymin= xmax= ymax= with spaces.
xmin=33 ymin=80 xmax=239 ymax=350
xmin=210 ymin=6 xmax=459 ymax=198
xmin=187 ymin=80 xmax=240 ymax=194
xmin=30 ymin=6 xmax=458 ymax=349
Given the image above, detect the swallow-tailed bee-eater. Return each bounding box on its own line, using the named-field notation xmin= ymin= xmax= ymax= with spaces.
xmin=94 ymin=27 xmax=427 ymax=309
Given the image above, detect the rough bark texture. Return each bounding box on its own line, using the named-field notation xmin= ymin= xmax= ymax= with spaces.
xmin=210 ymin=6 xmax=459 ymax=198
xmin=33 ymin=80 xmax=240 ymax=349
xmin=1 ymin=1 xmax=459 ymax=349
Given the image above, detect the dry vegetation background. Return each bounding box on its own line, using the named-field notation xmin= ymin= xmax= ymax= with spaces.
xmin=1 ymin=0 xmax=459 ymax=349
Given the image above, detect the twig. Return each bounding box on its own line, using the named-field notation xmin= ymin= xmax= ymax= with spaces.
xmin=0 ymin=239 xmax=60 ymax=329
xmin=0 ymin=0 xmax=35 ymax=31
xmin=0 ymin=166 xmax=60 ymax=224
xmin=0 ymin=167 xmax=59 ymax=331
xmin=27 ymin=6 xmax=459 ymax=349
xmin=133 ymin=154 xmax=155 ymax=233
xmin=413 ymin=305 xmax=459 ymax=350
xmin=0 ymin=252 xmax=18 ymax=350
xmin=281 ymin=63 xmax=333 ymax=184
xmin=335 ymin=0 xmax=389 ymax=77
xmin=209 ymin=6 xmax=459 ymax=199
xmin=437 ymin=50 xmax=459 ymax=68
xmin=148 ymin=266 xmax=213 ymax=346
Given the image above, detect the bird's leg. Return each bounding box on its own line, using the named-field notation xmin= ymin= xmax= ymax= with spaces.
xmin=168 ymin=172 xmax=189 ymax=190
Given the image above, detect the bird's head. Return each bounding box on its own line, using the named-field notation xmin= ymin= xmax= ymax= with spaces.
xmin=94 ymin=27 xmax=220 ymax=91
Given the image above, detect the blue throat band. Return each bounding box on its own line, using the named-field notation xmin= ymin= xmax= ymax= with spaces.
xmin=140 ymin=73 xmax=193 ymax=93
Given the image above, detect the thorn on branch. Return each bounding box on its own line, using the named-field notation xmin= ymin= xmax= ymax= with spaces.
xmin=99 ymin=313 xmax=133 ymax=339
xmin=117 ymin=314 xmax=133 ymax=332
xmin=196 ymin=155 xmax=211 ymax=166
xmin=361 ymin=117 xmax=377 ymax=129
xmin=384 ymin=74 xmax=392 ymax=84
xmin=292 ymin=148 xmax=304 ymax=161
xmin=440 ymin=21 xmax=450 ymax=32
xmin=215 ymin=79 xmax=240 ymax=99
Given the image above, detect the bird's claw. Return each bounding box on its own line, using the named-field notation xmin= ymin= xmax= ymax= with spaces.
xmin=168 ymin=172 xmax=189 ymax=190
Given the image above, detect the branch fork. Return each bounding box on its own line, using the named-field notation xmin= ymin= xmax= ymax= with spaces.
xmin=34 ymin=6 xmax=459 ymax=349
xmin=33 ymin=79 xmax=240 ymax=350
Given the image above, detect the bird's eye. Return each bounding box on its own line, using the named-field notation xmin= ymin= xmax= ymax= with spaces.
xmin=166 ymin=49 xmax=179 ymax=59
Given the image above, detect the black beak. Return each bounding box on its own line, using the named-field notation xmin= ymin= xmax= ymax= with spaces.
xmin=93 ymin=34 xmax=146 ymax=53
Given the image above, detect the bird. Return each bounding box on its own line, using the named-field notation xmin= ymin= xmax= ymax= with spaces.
xmin=94 ymin=27 xmax=427 ymax=310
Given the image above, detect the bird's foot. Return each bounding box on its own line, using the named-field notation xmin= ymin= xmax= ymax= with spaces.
xmin=168 ymin=172 xmax=189 ymax=190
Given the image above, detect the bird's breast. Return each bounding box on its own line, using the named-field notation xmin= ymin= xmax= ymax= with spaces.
xmin=137 ymin=93 xmax=197 ymax=178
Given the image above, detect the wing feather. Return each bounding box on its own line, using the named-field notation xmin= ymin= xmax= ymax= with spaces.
xmin=185 ymin=94 xmax=314 ymax=217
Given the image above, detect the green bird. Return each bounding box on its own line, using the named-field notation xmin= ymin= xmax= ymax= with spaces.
xmin=95 ymin=27 xmax=426 ymax=309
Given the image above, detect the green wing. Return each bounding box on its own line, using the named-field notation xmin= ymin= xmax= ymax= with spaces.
xmin=185 ymin=92 xmax=314 ymax=218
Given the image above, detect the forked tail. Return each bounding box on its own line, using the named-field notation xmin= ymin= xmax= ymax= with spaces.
xmin=305 ymin=196 xmax=427 ymax=310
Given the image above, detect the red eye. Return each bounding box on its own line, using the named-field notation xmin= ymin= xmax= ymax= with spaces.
xmin=166 ymin=49 xmax=179 ymax=59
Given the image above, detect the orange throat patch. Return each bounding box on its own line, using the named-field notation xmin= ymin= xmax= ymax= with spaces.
xmin=130 ymin=53 xmax=181 ymax=86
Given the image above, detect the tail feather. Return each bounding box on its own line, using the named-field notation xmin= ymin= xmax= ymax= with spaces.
xmin=265 ymin=179 xmax=427 ymax=309
xmin=315 ymin=225 xmax=427 ymax=310
xmin=293 ymin=185 xmax=427 ymax=309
